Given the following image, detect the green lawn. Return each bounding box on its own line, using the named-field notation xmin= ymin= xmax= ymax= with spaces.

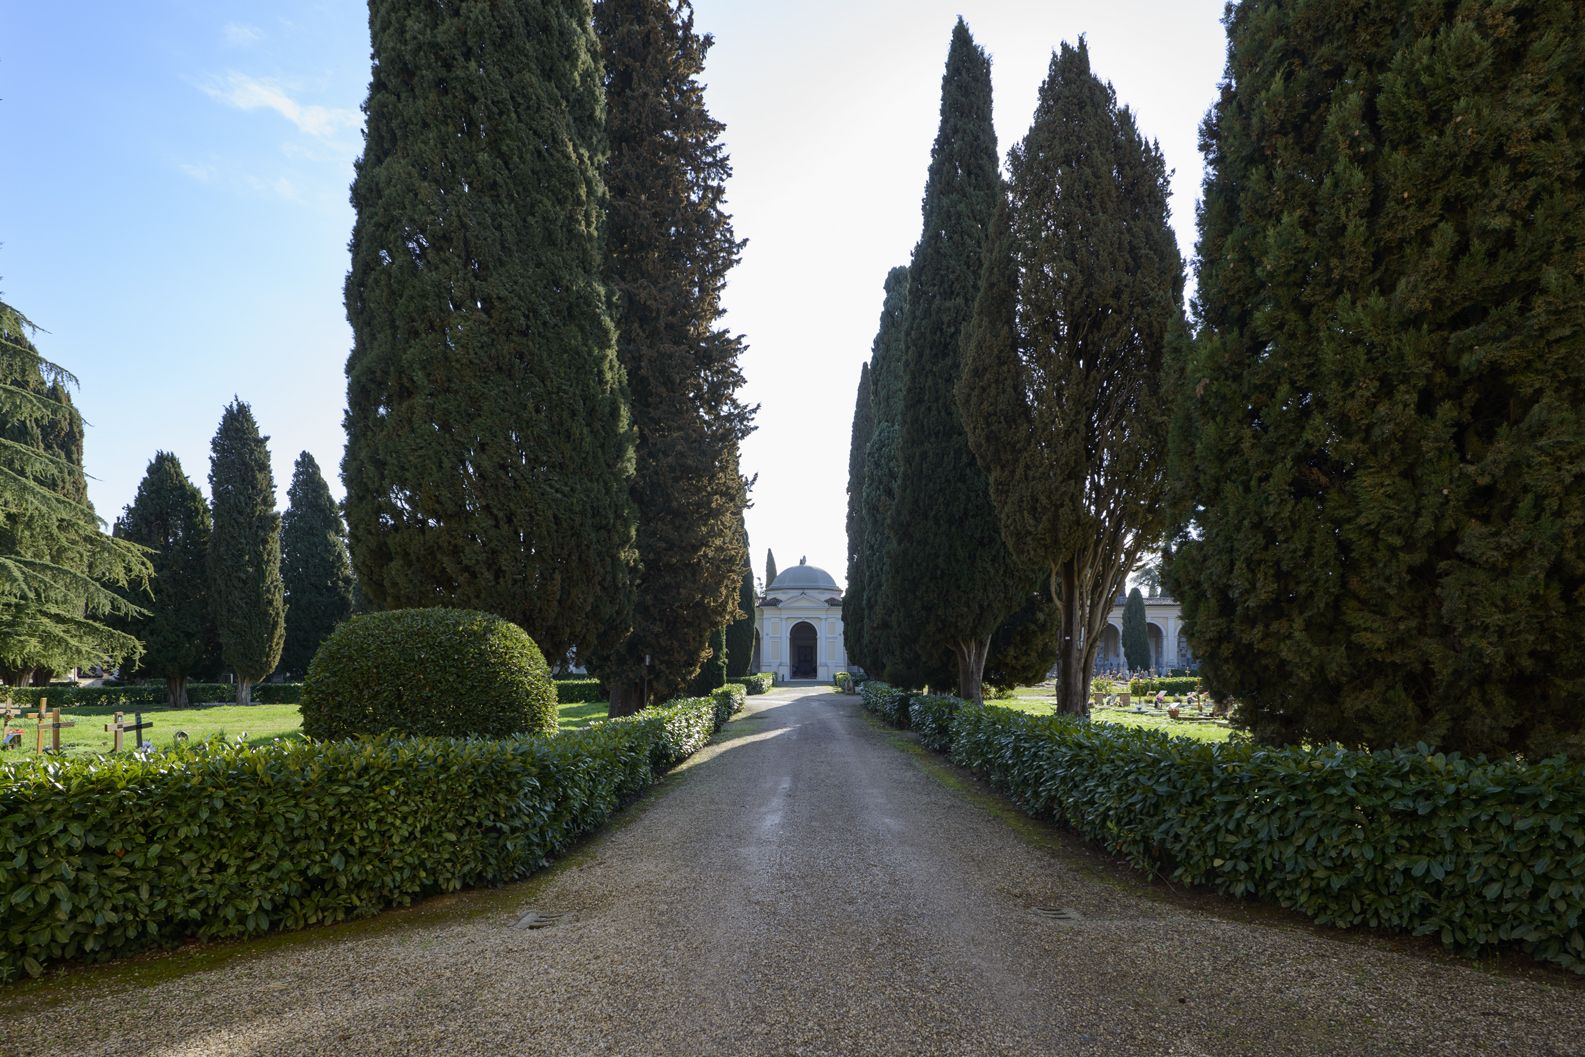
xmin=995 ymin=691 xmax=1234 ymax=744
xmin=1 ymin=697 xmax=614 ymax=760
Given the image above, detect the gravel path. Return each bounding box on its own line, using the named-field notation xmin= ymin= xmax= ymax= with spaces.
xmin=13 ymin=686 xmax=1584 ymax=1057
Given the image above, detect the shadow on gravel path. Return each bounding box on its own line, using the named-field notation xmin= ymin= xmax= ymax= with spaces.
xmin=10 ymin=686 xmax=1583 ymax=1057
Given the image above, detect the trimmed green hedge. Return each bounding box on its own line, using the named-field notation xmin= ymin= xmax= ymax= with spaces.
xmin=1128 ymin=676 xmax=1200 ymax=696
xmin=860 ymin=680 xmax=911 ymax=728
xmin=0 ymin=694 xmax=729 ymax=981
xmin=894 ymin=695 xmax=1585 ymax=975
xmin=742 ymin=673 xmax=773 ymax=695
xmin=301 ymin=609 xmax=556 ymax=740
xmin=553 ymin=677 xmax=605 ymax=704
xmin=712 ymin=683 xmax=747 ymax=728
xmin=0 ymin=683 xmax=304 ymax=708
xmin=908 ymin=694 xmax=963 ymax=753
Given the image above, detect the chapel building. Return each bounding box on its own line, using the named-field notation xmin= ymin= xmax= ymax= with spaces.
xmin=754 ymin=558 xmax=849 ymax=683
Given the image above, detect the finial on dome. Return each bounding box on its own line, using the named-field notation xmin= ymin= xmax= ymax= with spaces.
xmin=800 ymin=556 xmax=807 ymax=565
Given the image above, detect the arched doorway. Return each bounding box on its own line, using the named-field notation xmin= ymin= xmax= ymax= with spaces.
xmin=789 ymin=621 xmax=818 ymax=679
xmin=1095 ymin=624 xmax=1122 ymax=672
xmin=1147 ymin=623 xmax=1165 ymax=672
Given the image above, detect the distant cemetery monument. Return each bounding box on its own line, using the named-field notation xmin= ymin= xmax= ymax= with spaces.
xmin=755 ymin=558 xmax=850 ymax=683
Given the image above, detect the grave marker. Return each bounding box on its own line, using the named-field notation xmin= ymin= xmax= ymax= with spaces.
xmin=104 ymin=711 xmax=154 ymax=753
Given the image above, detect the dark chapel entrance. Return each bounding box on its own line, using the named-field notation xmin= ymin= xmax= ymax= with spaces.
xmin=789 ymin=621 xmax=818 ymax=679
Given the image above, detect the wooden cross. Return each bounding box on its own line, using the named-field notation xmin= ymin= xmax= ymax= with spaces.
xmin=31 ymin=700 xmax=51 ymax=754
xmin=38 ymin=708 xmax=75 ymax=754
xmin=104 ymin=710 xmax=154 ymax=753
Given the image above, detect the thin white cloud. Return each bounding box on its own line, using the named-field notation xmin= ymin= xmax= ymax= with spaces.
xmin=222 ymin=22 xmax=263 ymax=48
xmin=201 ymin=72 xmax=359 ymax=140
xmin=178 ymin=162 xmax=214 ymax=183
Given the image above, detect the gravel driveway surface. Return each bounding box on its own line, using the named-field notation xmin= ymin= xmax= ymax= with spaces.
xmin=10 ymin=685 xmax=1583 ymax=1057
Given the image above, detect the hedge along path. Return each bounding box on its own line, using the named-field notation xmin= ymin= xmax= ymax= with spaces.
xmin=8 ymin=685 xmax=1584 ymax=1057
xmin=0 ymin=685 xmax=748 ymax=982
xmin=880 ymin=683 xmax=1585 ymax=974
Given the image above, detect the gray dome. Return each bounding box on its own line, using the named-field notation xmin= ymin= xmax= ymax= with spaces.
xmin=769 ymin=562 xmax=839 ymax=592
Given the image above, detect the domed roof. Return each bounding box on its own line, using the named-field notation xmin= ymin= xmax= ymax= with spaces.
xmin=769 ymin=559 xmax=839 ymax=593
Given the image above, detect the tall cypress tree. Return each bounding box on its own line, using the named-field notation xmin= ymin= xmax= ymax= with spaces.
xmin=594 ymin=0 xmax=752 ymax=714
xmin=114 ymin=453 xmax=211 ymax=707
xmin=764 ymin=549 xmax=777 ymax=591
xmin=882 ymin=19 xmax=1022 ymax=704
xmin=842 ymin=362 xmax=873 ymax=672
xmin=280 ymin=452 xmax=354 ymax=678
xmin=208 ymin=399 xmax=284 ymax=706
xmin=1168 ymin=1 xmax=1585 ymax=756
xmin=0 ymin=300 xmax=146 ymax=683
xmin=725 ymin=517 xmax=755 ymax=679
xmin=343 ymin=0 xmax=636 ymax=669
xmin=853 ymin=266 xmax=910 ymax=679
xmin=1121 ymin=588 xmax=1150 ymax=672
xmin=960 ymin=41 xmax=1185 ymax=715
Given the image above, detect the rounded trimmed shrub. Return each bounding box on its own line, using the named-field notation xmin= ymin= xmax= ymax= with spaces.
xmin=300 ymin=608 xmax=556 ymax=739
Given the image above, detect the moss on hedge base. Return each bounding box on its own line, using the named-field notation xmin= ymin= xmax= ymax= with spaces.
xmin=301 ymin=608 xmax=555 ymax=739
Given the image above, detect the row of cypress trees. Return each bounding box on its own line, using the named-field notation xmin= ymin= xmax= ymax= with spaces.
xmin=849 ymin=6 xmax=1585 ymax=757
xmin=845 ymin=23 xmax=1173 ymax=707
xmin=113 ymin=402 xmax=354 ymax=707
xmin=342 ymin=0 xmax=751 ymax=715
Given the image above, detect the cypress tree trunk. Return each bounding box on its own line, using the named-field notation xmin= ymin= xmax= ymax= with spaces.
xmin=165 ymin=676 xmax=188 ymax=710
xmin=344 ymin=0 xmax=636 ymax=669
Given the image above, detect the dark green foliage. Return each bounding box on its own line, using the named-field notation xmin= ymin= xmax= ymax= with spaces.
xmin=301 ymin=608 xmax=555 ymax=739
xmin=764 ymin=549 xmax=777 ymax=590
xmin=594 ymin=0 xmax=751 ymax=712
xmin=553 ymin=677 xmax=606 ymax=705
xmin=207 ymin=400 xmax=284 ymax=706
xmin=907 ymin=693 xmax=964 ymax=752
xmin=687 ymin=625 xmax=727 ymax=696
xmin=1129 ymin=676 xmax=1199 ymax=697
xmin=0 ymin=302 xmax=147 ymax=679
xmin=883 ymin=20 xmax=1023 ymax=706
xmin=112 ymin=454 xmax=211 ymax=707
xmin=741 ymin=672 xmax=772 ymax=695
xmin=0 ymin=693 xmax=727 ymax=980
xmin=858 ymin=679 xmax=911 ymax=728
xmin=0 ymin=682 xmax=301 ymax=708
xmin=1121 ymin=588 xmax=1151 ymax=671
xmin=842 ymin=362 xmax=873 ymax=670
xmin=710 ymin=681 xmax=746 ymax=729
xmin=919 ymin=703 xmax=1585 ymax=975
xmin=279 ymin=453 xmax=354 ymax=679
xmin=960 ymin=41 xmax=1184 ymax=715
xmin=1167 ymin=2 xmax=1585 ymax=758
xmin=849 ymin=267 xmax=909 ymax=678
xmin=982 ymin=588 xmax=1058 ymax=691
xmin=725 ymin=544 xmax=755 ymax=679
xmin=343 ymin=0 xmax=636 ymax=669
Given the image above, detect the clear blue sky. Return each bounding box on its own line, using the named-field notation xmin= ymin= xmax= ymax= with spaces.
xmin=2 ymin=1 xmax=1227 ymax=588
